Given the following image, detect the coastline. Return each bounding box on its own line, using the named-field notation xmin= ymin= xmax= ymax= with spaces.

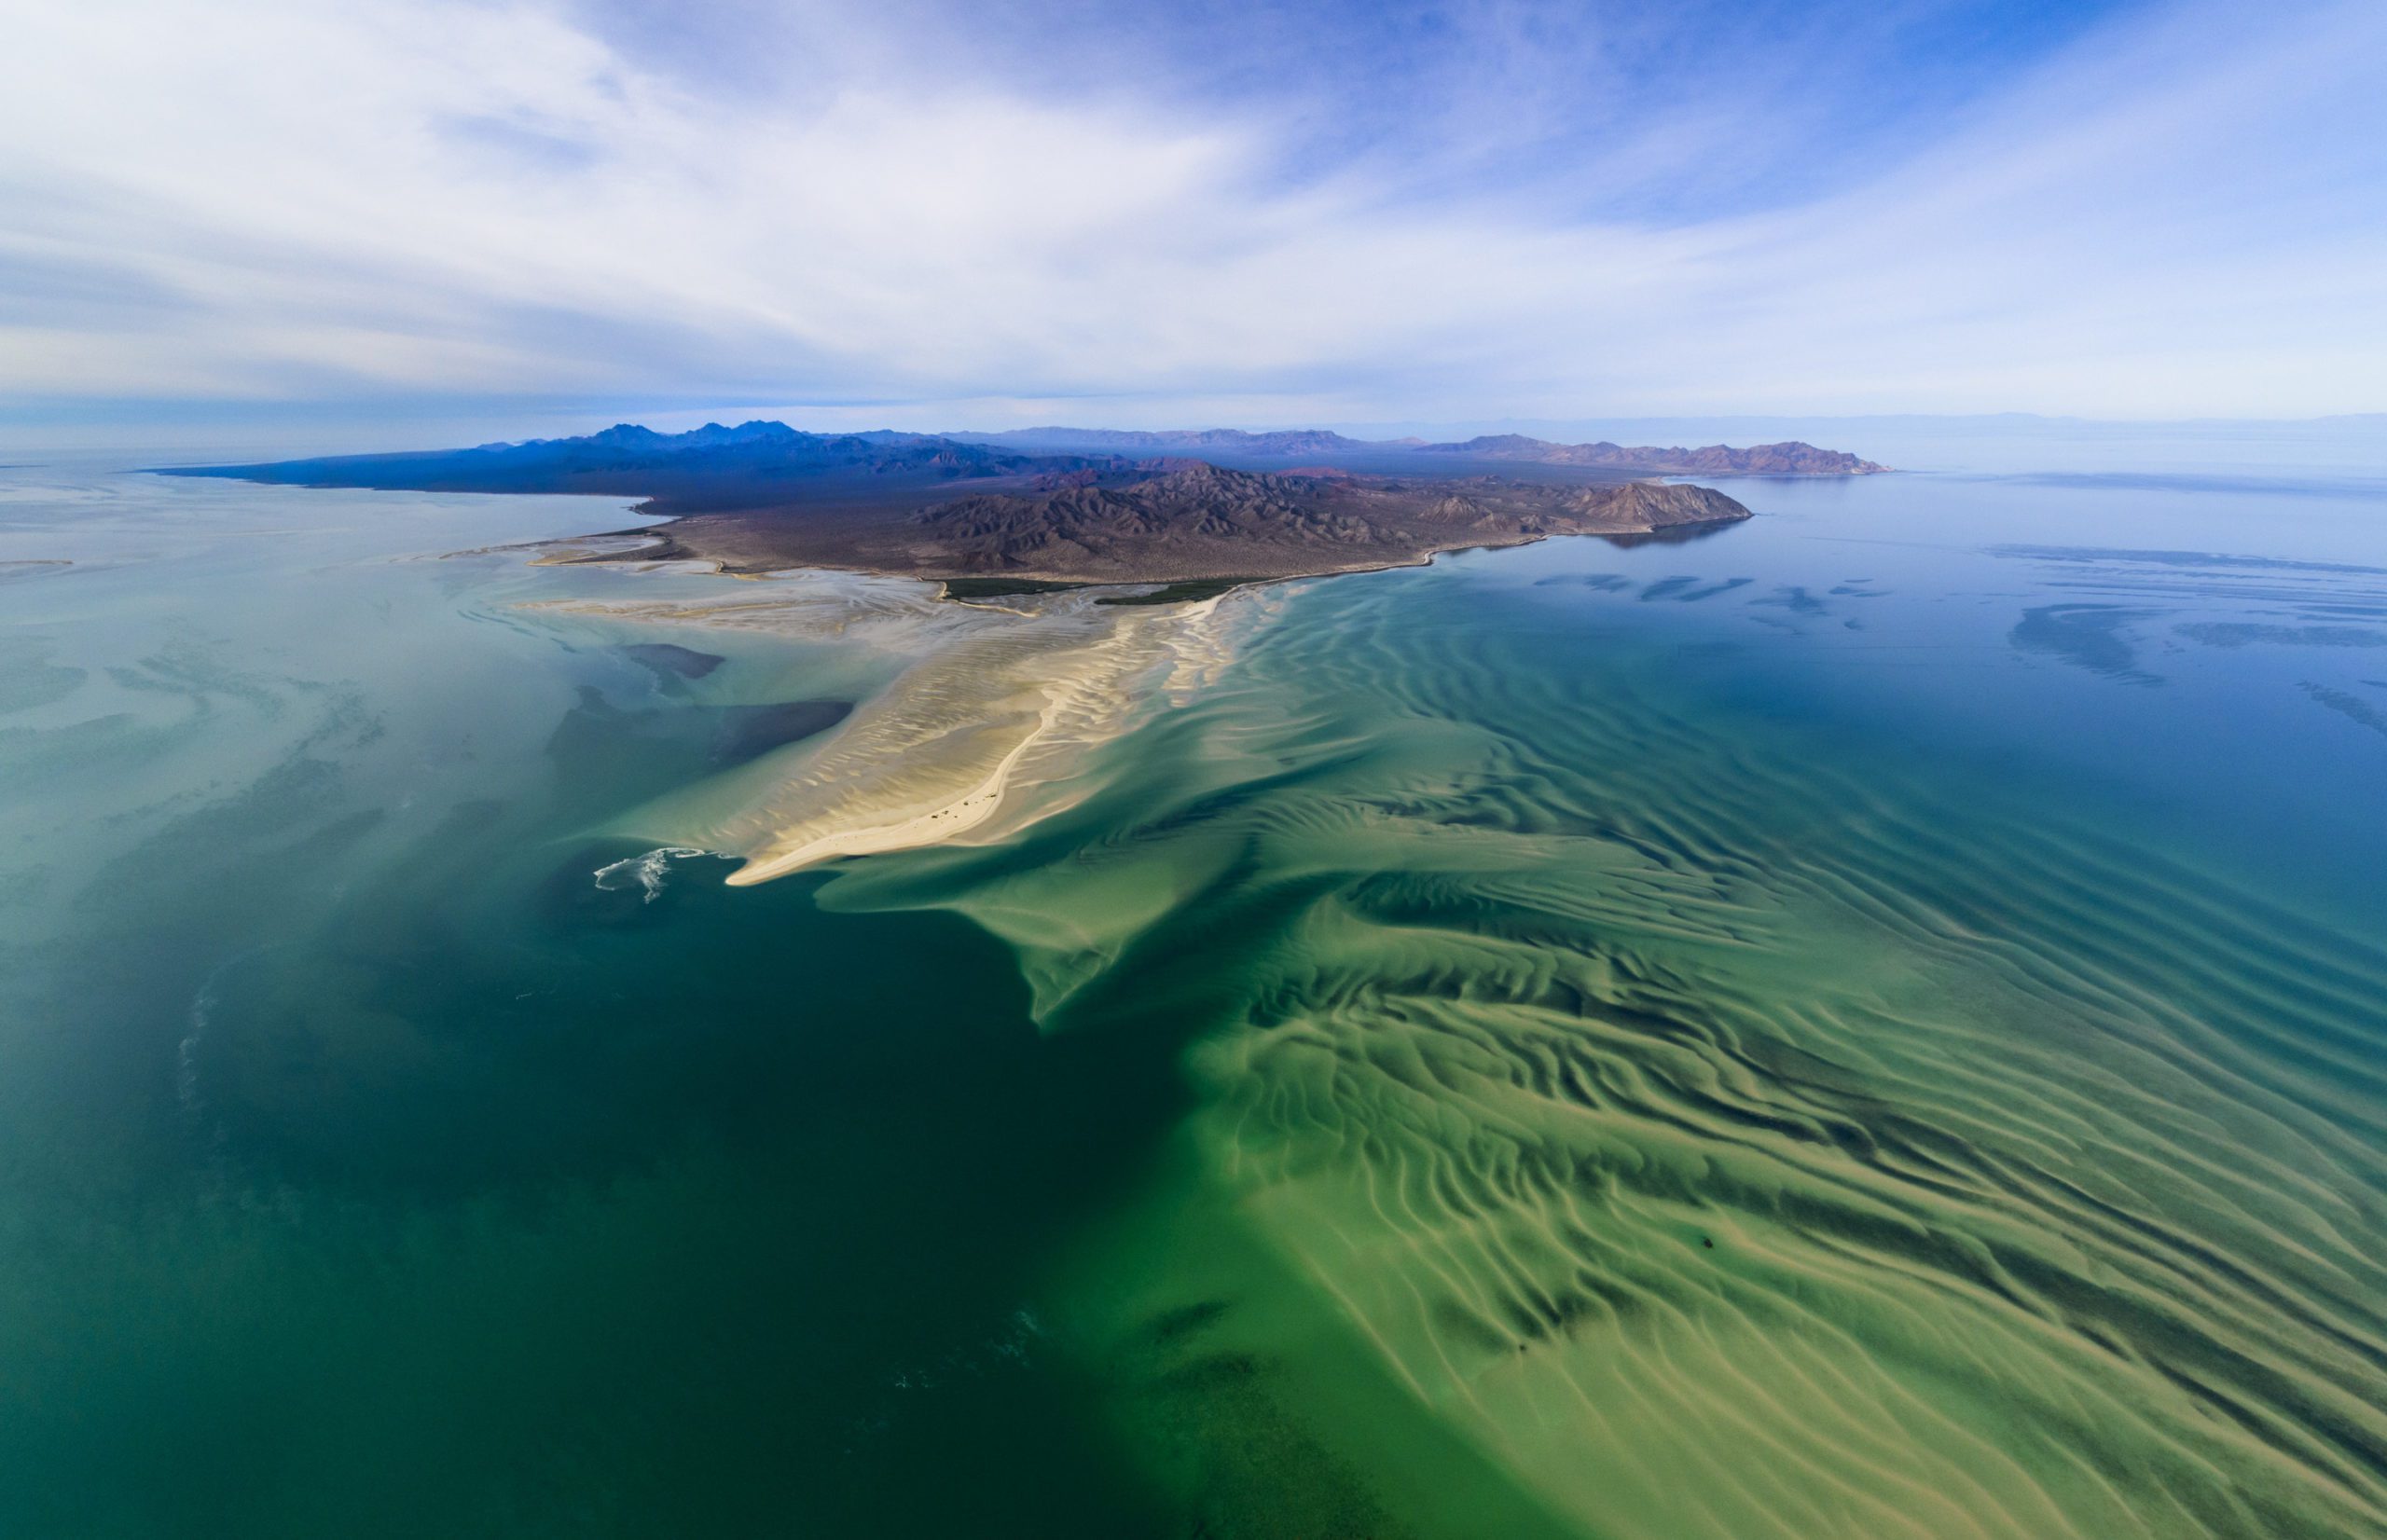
xmin=506 ymin=484 xmax=1748 ymax=887
xmin=576 ymin=514 xmax=1757 ymax=885
xmin=727 ymin=587 xmax=1245 ymax=882
xmin=545 ymin=574 xmax=1248 ymax=887
xmin=582 ymin=476 xmax=1747 ymax=584
xmin=722 ymin=689 xmax=1050 ymax=884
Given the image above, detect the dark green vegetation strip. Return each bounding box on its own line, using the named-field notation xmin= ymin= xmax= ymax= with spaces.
xmin=1096 ymin=577 xmax=1266 ymax=607
xmin=939 ymin=577 xmax=1089 ymax=600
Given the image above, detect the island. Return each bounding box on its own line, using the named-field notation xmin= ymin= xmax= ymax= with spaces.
xmin=156 ymin=419 xmax=1887 ymax=881
xmin=161 ymin=420 xmax=1887 ymax=589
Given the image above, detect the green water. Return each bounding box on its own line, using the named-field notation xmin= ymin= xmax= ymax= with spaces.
xmin=2 ymin=452 xmax=2383 ymax=1536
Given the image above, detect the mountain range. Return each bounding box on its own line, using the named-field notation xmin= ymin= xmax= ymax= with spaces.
xmin=873 ymin=462 xmax=1750 ymax=582
xmin=952 ymin=425 xmax=1886 ymax=472
xmin=172 ymin=420 xmax=1885 ymax=505
xmin=160 ymin=419 xmax=1879 ymax=585
xmin=1413 ymin=435 xmax=1890 ymax=474
xmin=948 ymin=426 xmax=1397 ymax=457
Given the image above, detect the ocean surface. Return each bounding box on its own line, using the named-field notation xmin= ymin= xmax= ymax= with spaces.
xmin=1 ymin=443 xmax=2382 ymax=1537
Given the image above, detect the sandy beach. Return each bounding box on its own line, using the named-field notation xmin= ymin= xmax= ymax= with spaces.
xmin=723 ymin=699 xmax=1053 ymax=883
xmin=533 ymin=573 xmax=1252 ymax=885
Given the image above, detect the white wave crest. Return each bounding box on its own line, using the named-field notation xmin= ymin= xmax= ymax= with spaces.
xmin=593 ymin=846 xmax=711 ymax=902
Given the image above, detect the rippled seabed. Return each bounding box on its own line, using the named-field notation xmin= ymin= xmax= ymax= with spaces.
xmin=1 ymin=455 xmax=2383 ymax=1536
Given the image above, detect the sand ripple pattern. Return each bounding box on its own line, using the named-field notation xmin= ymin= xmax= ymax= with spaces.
xmin=829 ymin=570 xmax=2387 ymax=1539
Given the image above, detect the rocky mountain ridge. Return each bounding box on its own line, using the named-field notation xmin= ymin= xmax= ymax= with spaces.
xmin=950 ymin=426 xmax=1374 ymax=457
xmin=1414 ymin=435 xmax=1890 ymax=474
xmin=889 ymin=461 xmax=1751 ymax=580
xmin=163 ymin=421 xmax=1780 ymax=584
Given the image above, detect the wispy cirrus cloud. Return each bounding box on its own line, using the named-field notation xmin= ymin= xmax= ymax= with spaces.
xmin=0 ymin=0 xmax=2380 ymax=428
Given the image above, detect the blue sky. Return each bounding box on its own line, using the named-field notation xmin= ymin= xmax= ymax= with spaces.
xmin=2 ymin=0 xmax=2381 ymax=437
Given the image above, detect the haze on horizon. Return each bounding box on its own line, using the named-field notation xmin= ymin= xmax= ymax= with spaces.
xmin=3 ymin=0 xmax=2383 ymax=444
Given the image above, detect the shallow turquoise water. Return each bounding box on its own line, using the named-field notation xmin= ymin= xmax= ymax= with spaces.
xmin=0 ymin=447 xmax=2382 ymax=1535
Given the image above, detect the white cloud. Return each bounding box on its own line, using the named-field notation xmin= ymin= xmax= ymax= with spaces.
xmin=0 ymin=0 xmax=2380 ymax=419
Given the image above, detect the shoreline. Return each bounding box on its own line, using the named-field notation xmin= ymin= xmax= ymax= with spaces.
xmin=573 ymin=499 xmax=1747 ymax=586
xmin=537 ymin=507 xmax=1743 ymax=887
xmin=718 ymin=588 xmax=1239 ymax=882
xmin=558 ymin=514 xmax=1754 ymax=598
xmin=556 ymin=575 xmax=1245 ymax=887
xmin=722 ymin=693 xmax=1052 ymax=884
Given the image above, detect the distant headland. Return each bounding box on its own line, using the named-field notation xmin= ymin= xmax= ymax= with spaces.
xmin=947 ymin=426 xmax=1889 ymax=474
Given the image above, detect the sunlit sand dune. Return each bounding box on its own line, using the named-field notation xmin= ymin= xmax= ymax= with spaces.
xmin=534 ymin=571 xmax=1252 ymax=886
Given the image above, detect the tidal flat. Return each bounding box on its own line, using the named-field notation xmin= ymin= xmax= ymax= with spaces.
xmin=0 ymin=447 xmax=2383 ymax=1537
